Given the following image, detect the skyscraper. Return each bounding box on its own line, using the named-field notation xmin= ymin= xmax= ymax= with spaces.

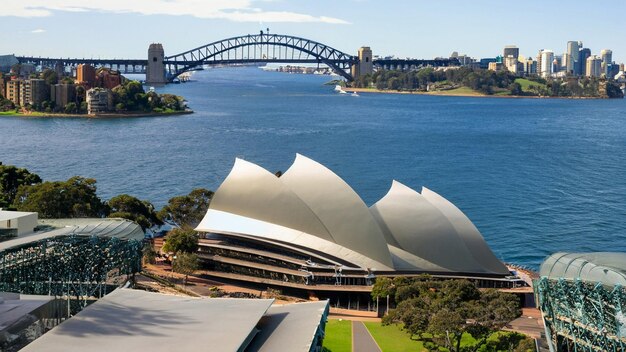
xmin=586 ymin=56 xmax=602 ymax=77
xmin=540 ymin=50 xmax=554 ymax=78
xmin=503 ymin=45 xmax=519 ymax=60
xmin=578 ymin=48 xmax=591 ymax=76
xmin=566 ymin=41 xmax=581 ymax=74
xmin=600 ymin=49 xmax=612 ymax=76
xmin=562 ymin=53 xmax=574 ymax=74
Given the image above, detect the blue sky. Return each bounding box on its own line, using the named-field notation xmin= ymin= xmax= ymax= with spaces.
xmin=2 ymin=0 xmax=624 ymax=64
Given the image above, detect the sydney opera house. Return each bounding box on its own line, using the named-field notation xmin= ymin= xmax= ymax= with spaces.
xmin=195 ymin=154 xmax=523 ymax=299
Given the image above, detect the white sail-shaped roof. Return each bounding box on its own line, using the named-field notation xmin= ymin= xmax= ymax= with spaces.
xmin=280 ymin=154 xmax=394 ymax=269
xmin=420 ymin=187 xmax=509 ymax=275
xmin=197 ymin=155 xmax=508 ymax=276
xmin=197 ymin=209 xmax=394 ymax=270
xmin=370 ymin=181 xmax=488 ymax=273
xmin=207 ymin=158 xmax=335 ymax=243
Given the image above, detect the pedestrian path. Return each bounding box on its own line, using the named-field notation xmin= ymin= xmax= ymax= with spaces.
xmin=352 ymin=321 xmax=382 ymax=352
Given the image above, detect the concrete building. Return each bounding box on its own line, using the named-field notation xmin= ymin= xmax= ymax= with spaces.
xmin=566 ymin=41 xmax=581 ymax=75
xmin=562 ymin=52 xmax=574 ymax=74
xmin=19 ymin=79 xmax=49 ymax=107
xmin=504 ymin=56 xmax=518 ymax=74
xmin=76 ymin=64 xmax=96 ymax=88
xmin=503 ymin=45 xmax=519 ymax=60
xmin=552 ymin=56 xmax=562 ymax=74
xmin=0 ymin=210 xmax=38 ymax=237
xmin=50 ymin=84 xmax=76 ymax=109
xmin=146 ymin=43 xmax=167 ymax=85
xmin=586 ymin=55 xmax=602 ymax=78
xmin=540 ymin=50 xmax=554 ymax=77
xmin=578 ymin=48 xmax=591 ymax=76
xmin=86 ymin=88 xmax=112 ymax=114
xmin=488 ymin=62 xmax=504 ymax=72
xmin=600 ymin=49 xmax=612 ymax=76
xmin=351 ymin=46 xmax=373 ymax=78
xmin=5 ymin=80 xmax=21 ymax=106
xmin=524 ymin=58 xmax=537 ymax=75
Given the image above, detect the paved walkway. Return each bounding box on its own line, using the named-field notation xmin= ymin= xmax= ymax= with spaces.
xmin=352 ymin=321 xmax=382 ymax=352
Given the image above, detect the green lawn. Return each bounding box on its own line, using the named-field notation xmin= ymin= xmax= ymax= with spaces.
xmin=364 ymin=322 xmax=426 ymax=352
xmin=426 ymin=86 xmax=485 ymax=96
xmin=515 ymin=78 xmax=547 ymax=92
xmin=0 ymin=111 xmax=47 ymax=116
xmin=323 ymin=319 xmax=352 ymax=352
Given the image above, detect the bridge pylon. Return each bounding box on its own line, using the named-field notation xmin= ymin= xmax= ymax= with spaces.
xmin=351 ymin=46 xmax=373 ymax=79
xmin=146 ymin=43 xmax=167 ymax=85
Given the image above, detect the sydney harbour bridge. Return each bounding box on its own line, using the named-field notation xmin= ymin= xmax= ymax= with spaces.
xmin=15 ymin=33 xmax=459 ymax=84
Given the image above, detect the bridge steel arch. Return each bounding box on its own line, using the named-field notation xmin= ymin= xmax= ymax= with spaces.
xmin=164 ymin=34 xmax=358 ymax=82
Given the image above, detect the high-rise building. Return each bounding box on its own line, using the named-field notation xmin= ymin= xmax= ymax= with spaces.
xmin=76 ymin=64 xmax=96 ymax=87
xmin=578 ymin=48 xmax=591 ymax=76
xmin=50 ymin=84 xmax=76 ymax=109
xmin=566 ymin=41 xmax=581 ymax=74
xmin=562 ymin=53 xmax=574 ymax=74
xmin=504 ymin=56 xmax=519 ymax=74
xmin=19 ymin=79 xmax=49 ymax=107
xmin=586 ymin=56 xmax=602 ymax=77
xmin=540 ymin=50 xmax=554 ymax=78
xmin=600 ymin=49 xmax=612 ymax=76
xmin=524 ymin=58 xmax=537 ymax=75
xmin=536 ymin=50 xmax=544 ymax=76
xmin=553 ymin=56 xmax=562 ymax=73
xmin=5 ymin=80 xmax=21 ymax=106
xmin=503 ymin=45 xmax=519 ymax=60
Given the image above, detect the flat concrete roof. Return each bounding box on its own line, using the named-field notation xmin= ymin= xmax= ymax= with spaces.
xmin=247 ymin=301 xmax=329 ymax=352
xmin=0 ymin=292 xmax=53 ymax=333
xmin=0 ymin=210 xmax=37 ymax=221
xmin=21 ymin=289 xmax=274 ymax=352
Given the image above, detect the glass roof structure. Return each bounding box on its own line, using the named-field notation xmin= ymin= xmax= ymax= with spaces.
xmin=539 ymin=252 xmax=626 ymax=287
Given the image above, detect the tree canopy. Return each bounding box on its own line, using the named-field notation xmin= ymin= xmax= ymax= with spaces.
xmin=13 ymin=176 xmax=106 ymax=218
xmin=376 ymin=277 xmax=522 ymax=352
xmin=107 ymin=194 xmax=162 ymax=230
xmin=158 ymin=188 xmax=213 ymax=229
xmin=0 ymin=164 xmax=42 ymax=208
xmin=161 ymin=227 xmax=199 ymax=254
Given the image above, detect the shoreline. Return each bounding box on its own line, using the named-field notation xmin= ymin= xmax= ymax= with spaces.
xmin=343 ymin=87 xmax=608 ymax=100
xmin=0 ymin=109 xmax=194 ymax=119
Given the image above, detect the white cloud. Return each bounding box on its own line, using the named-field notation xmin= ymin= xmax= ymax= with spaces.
xmin=31 ymin=29 xmax=46 ymax=33
xmin=3 ymin=0 xmax=349 ymax=24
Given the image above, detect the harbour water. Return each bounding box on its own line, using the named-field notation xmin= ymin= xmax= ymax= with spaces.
xmin=1 ymin=67 xmax=625 ymax=268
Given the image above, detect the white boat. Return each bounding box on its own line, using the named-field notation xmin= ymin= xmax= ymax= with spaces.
xmin=339 ymin=89 xmax=348 ymax=94
xmin=351 ymin=92 xmax=359 ymax=97
xmin=334 ymin=85 xmax=343 ymax=92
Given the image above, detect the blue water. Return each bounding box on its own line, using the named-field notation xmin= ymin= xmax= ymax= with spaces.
xmin=1 ymin=67 xmax=625 ymax=268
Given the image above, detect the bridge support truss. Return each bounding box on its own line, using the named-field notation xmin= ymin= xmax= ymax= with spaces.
xmin=535 ymin=277 xmax=626 ymax=352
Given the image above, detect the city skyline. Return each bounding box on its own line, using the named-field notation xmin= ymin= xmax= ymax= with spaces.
xmin=1 ymin=0 xmax=624 ymax=64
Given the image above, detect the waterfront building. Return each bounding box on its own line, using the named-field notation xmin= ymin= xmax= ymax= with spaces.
xmin=585 ymin=55 xmax=602 ymax=77
xmin=95 ymin=68 xmax=122 ymax=89
xmin=578 ymin=48 xmax=591 ymax=76
xmin=503 ymin=45 xmax=519 ymax=60
xmin=19 ymin=79 xmax=49 ymax=107
xmin=566 ymin=41 xmax=581 ymax=75
xmin=5 ymin=79 xmax=21 ymax=106
xmin=192 ymin=155 xmax=523 ymax=310
xmin=86 ymin=88 xmax=112 ymax=114
xmin=76 ymin=64 xmax=96 ymax=88
xmin=535 ymin=252 xmax=626 ymax=351
xmin=50 ymin=83 xmax=76 ymax=109
xmin=600 ymin=49 xmax=612 ymax=76
xmin=540 ymin=50 xmax=554 ymax=78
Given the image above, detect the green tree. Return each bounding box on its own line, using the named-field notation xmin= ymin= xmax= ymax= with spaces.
xmin=107 ymin=194 xmax=162 ymax=230
xmin=64 ymin=102 xmax=77 ymax=114
xmin=0 ymin=164 xmax=42 ymax=208
xmin=158 ymin=188 xmax=213 ymax=229
xmin=379 ymin=278 xmax=522 ymax=352
xmin=13 ymin=176 xmax=106 ymax=218
xmin=161 ymin=227 xmax=199 ymax=254
xmin=40 ymin=69 xmax=58 ymax=85
xmin=172 ymin=252 xmax=199 ymax=286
